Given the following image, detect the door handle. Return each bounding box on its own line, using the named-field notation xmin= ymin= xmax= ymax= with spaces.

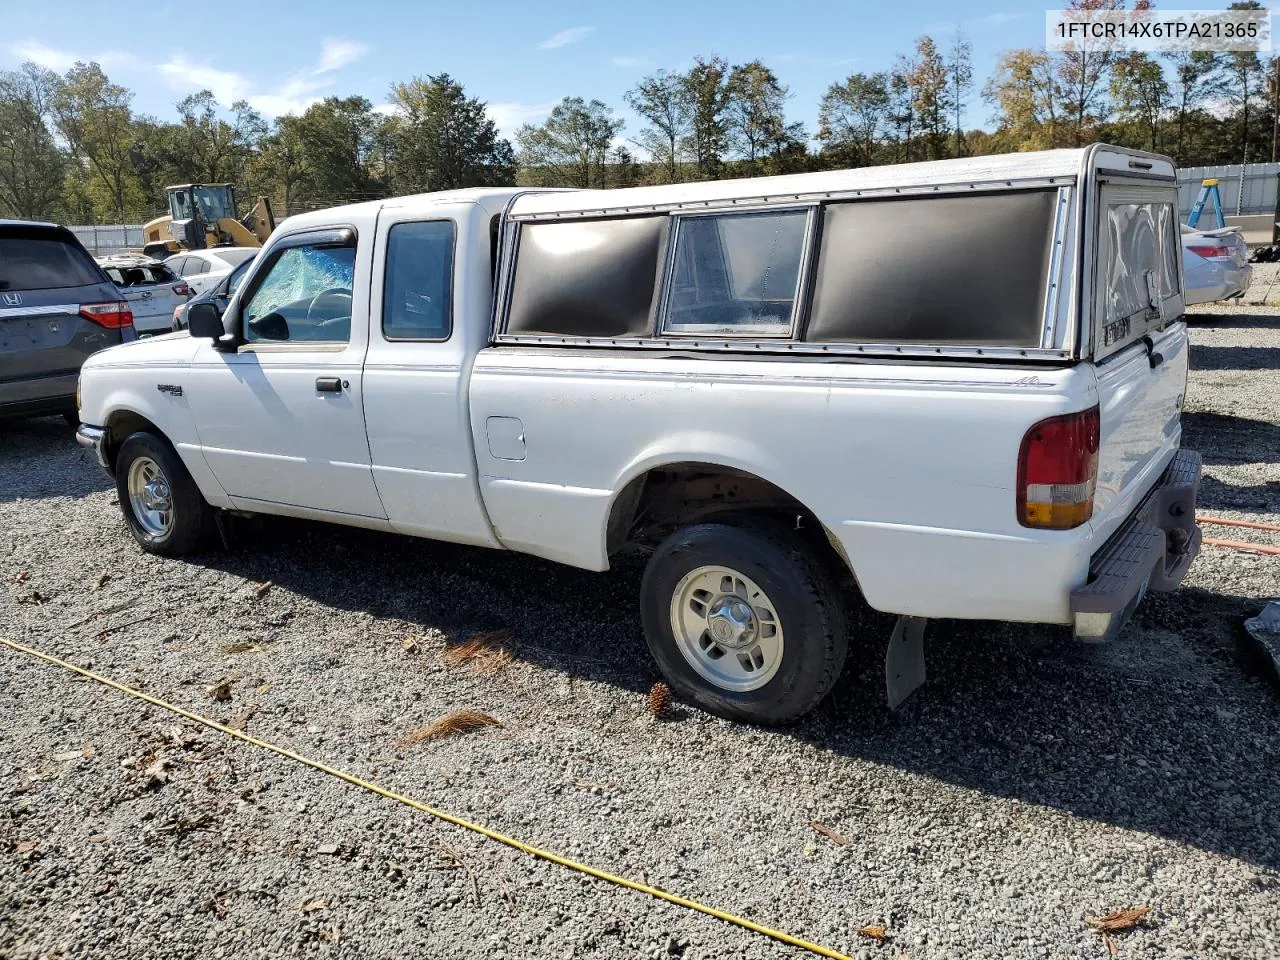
xmin=315 ymin=377 xmax=342 ymax=393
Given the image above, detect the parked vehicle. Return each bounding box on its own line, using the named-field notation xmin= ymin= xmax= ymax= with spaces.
xmin=1 ymin=220 xmax=135 ymax=423
xmin=163 ymin=248 xmax=258 ymax=296
xmin=172 ymin=257 xmax=254 ymax=331
xmin=97 ymin=254 xmax=190 ymax=335
xmin=141 ymin=183 xmax=275 ymax=259
xmin=1181 ymin=224 xmax=1252 ymax=304
xmin=76 ymin=146 xmax=1202 ymax=724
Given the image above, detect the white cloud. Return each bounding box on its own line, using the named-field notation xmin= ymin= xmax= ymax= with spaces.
xmin=314 ymin=38 xmax=368 ymax=74
xmin=488 ymin=100 xmax=559 ymax=136
xmin=539 ymin=27 xmax=594 ymax=50
xmin=158 ymin=57 xmax=253 ymax=103
xmin=10 ymin=40 xmax=135 ymax=72
xmin=371 ymin=102 xmax=402 ymax=117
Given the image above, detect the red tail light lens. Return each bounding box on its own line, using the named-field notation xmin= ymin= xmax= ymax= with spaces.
xmin=172 ymin=282 xmax=191 ymax=297
xmin=1017 ymin=406 xmax=1100 ymax=530
xmin=79 ymin=301 xmax=134 ymax=329
xmin=1186 ymin=244 xmax=1229 ymax=260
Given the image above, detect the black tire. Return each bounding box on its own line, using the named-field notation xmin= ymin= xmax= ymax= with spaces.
xmin=640 ymin=519 xmax=849 ymax=725
xmin=114 ymin=430 xmax=213 ymax=556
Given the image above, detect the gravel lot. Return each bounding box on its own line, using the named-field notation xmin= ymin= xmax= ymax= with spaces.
xmin=3 ymin=307 xmax=1279 ymax=960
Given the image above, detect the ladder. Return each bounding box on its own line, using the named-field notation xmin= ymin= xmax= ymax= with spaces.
xmin=1187 ymin=178 xmax=1226 ymax=229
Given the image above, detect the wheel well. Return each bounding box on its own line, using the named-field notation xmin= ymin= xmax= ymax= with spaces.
xmin=607 ymin=462 xmax=853 ymax=576
xmin=102 ymin=411 xmax=163 ymax=472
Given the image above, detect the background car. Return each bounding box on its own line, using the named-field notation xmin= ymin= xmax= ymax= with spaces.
xmin=171 ymin=256 xmax=253 ymax=331
xmin=1182 ymin=224 xmax=1252 ymax=304
xmin=96 ymin=254 xmax=190 ymax=335
xmin=164 ymin=247 xmax=258 ymax=296
xmin=0 ymin=220 xmax=135 ymax=423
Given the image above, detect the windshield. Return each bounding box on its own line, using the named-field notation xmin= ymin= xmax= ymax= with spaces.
xmin=195 ymin=186 xmax=235 ymax=222
xmin=168 ymin=186 xmax=235 ymax=222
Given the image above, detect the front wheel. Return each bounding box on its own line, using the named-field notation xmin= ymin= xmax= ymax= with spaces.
xmin=114 ymin=431 xmax=213 ymax=556
xmin=640 ymin=520 xmax=849 ymax=725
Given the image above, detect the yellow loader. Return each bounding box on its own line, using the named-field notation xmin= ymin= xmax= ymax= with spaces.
xmin=140 ymin=184 xmax=276 ymax=258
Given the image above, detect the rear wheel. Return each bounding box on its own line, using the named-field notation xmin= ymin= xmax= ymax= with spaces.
xmin=640 ymin=519 xmax=849 ymax=725
xmin=114 ymin=431 xmax=213 ymax=556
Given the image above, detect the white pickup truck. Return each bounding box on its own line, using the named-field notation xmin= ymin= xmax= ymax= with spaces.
xmin=76 ymin=144 xmax=1202 ymax=724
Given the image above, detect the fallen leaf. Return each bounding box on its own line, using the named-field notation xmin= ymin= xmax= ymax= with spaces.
xmin=93 ymin=572 xmax=111 ymax=590
xmin=252 ymin=580 xmax=272 ymax=599
xmin=140 ymin=753 xmax=170 ymax=787
xmin=401 ymin=635 xmax=421 ymax=654
xmin=809 ymin=821 xmax=849 ymax=846
xmin=318 ymin=923 xmax=340 ymax=943
xmin=857 ymin=925 xmax=888 ymax=941
xmin=220 ymin=642 xmax=259 ymax=655
xmin=396 ymin=709 xmax=502 ymax=746
xmin=53 ymin=751 xmax=83 ymax=762
xmin=14 ymin=570 xmax=30 ymax=583
xmin=1103 ymin=932 xmax=1119 ymax=957
xmin=299 ymin=897 xmax=329 ymax=913
xmin=81 ymin=744 xmax=96 ymax=759
xmin=227 ymin=704 xmax=258 ymax=732
xmin=15 ymin=839 xmax=38 ymax=855
xmin=1086 ymin=907 xmax=1151 ymax=933
xmin=207 ymin=681 xmax=233 ymax=702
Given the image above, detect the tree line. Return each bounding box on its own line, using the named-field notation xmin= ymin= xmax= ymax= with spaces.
xmin=0 ymin=0 xmax=1275 ymax=226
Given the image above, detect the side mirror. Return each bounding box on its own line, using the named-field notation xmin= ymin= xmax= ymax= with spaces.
xmin=187 ymin=302 xmax=225 ymax=339
xmin=248 ymin=312 xmax=290 ymax=341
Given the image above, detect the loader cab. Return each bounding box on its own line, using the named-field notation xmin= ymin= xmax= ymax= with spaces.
xmin=167 ymin=184 xmax=237 ymax=226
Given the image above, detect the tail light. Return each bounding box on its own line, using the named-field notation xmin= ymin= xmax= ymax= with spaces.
xmin=79 ymin=301 xmax=133 ymax=329
xmin=172 ymin=282 xmax=191 ymax=297
xmin=1186 ymin=244 xmax=1230 ymax=260
xmin=1017 ymin=406 xmax=1100 ymax=530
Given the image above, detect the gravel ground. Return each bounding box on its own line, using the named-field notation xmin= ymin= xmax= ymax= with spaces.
xmin=2 ymin=310 xmax=1279 ymax=960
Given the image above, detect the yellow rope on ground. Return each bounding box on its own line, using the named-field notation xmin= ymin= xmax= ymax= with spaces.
xmin=1 ymin=635 xmax=852 ymax=960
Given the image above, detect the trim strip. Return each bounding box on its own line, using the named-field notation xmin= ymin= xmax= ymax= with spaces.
xmin=0 ymin=303 xmax=79 ymax=319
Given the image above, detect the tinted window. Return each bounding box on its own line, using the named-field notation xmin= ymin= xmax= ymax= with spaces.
xmin=225 ymin=259 xmax=252 ymax=296
xmin=663 ymin=210 xmax=808 ymax=336
xmin=0 ymin=230 xmax=103 ymax=291
xmin=507 ymin=216 xmax=665 ymax=337
xmin=242 ymin=244 xmax=356 ymax=344
xmin=383 ymin=220 xmax=454 ymax=340
xmin=806 ymin=191 xmax=1056 ymax=347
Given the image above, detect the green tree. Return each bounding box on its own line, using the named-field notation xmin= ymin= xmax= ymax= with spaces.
xmin=250 ymin=115 xmax=310 ymax=213
xmin=514 ymin=97 xmax=622 ymax=188
xmin=1225 ymin=1 xmax=1266 ymax=162
xmin=681 ymin=56 xmax=732 ymax=178
xmin=290 ymin=96 xmax=382 ymax=205
xmin=624 ymin=70 xmax=691 ymax=183
xmin=0 ymin=63 xmax=66 ymax=219
xmin=948 ymin=32 xmax=974 ymax=156
xmin=388 ymin=74 xmax=515 ymax=193
xmin=173 ymin=91 xmax=266 ymax=186
xmin=1055 ymin=0 xmax=1131 ymax=146
xmin=1110 ymin=53 xmax=1168 ymax=151
xmin=983 ymin=49 xmax=1061 ymax=150
xmin=906 ymin=36 xmax=953 ymax=159
xmin=726 ymin=60 xmax=791 ymax=173
xmin=51 ymin=62 xmax=139 ymax=222
xmin=1164 ymin=51 xmax=1222 ymax=161
xmin=818 ymin=72 xmax=890 ymax=167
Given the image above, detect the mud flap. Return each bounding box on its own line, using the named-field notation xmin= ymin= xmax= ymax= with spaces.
xmin=885 ymin=616 xmax=927 ymax=710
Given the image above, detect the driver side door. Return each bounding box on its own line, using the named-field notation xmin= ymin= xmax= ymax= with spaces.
xmin=187 ymin=226 xmax=387 ymax=521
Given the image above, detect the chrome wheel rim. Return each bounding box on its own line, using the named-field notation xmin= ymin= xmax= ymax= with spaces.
xmin=127 ymin=456 xmax=172 ymax=537
xmin=669 ymin=565 xmax=784 ymax=692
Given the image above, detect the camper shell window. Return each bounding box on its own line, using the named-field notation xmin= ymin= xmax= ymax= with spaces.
xmin=505 ymin=216 xmax=666 ymax=338
xmin=805 ymin=190 xmax=1057 ymax=347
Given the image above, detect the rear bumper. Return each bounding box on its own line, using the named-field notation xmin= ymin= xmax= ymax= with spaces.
xmin=1070 ymin=449 xmax=1202 ymax=642
xmin=76 ymin=423 xmax=111 ymax=474
xmin=0 ymin=373 xmax=79 ymax=418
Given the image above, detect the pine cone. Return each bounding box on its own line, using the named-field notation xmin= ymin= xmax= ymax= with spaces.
xmin=648 ymin=682 xmax=672 ymax=719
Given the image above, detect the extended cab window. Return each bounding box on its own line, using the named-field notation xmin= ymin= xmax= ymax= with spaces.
xmin=242 ymin=243 xmax=356 ymax=344
xmin=1096 ymin=192 xmax=1180 ymax=357
xmin=662 ymin=209 xmax=809 ymax=337
xmin=383 ymin=220 xmax=454 ymax=340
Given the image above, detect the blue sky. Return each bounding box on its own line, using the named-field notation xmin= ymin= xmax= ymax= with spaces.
xmin=0 ymin=0 xmax=1260 ymax=146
